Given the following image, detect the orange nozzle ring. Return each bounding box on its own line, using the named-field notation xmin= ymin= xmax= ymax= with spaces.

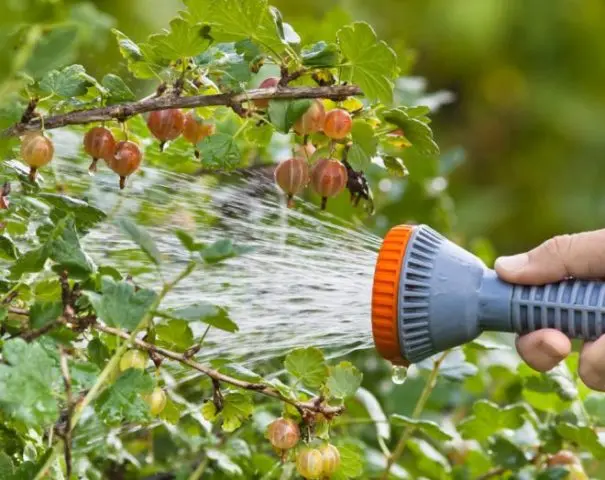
xmin=371 ymin=225 xmax=415 ymax=366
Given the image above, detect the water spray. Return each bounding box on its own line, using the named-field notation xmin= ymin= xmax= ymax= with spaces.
xmin=372 ymin=224 xmax=605 ymax=365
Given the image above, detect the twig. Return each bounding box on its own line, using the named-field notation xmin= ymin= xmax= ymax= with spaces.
xmin=381 ymin=351 xmax=450 ymax=479
xmin=476 ymin=467 xmax=506 ymax=480
xmin=2 ymin=85 xmax=363 ymax=137
xmin=59 ymin=347 xmax=73 ymax=479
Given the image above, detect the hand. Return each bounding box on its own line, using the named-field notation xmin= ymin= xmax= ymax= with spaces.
xmin=495 ymin=229 xmax=605 ymax=390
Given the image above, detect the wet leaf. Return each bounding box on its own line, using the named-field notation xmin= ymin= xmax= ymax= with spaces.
xmin=200 ymin=239 xmax=252 ymax=264
xmin=489 ymin=436 xmax=528 ymax=469
xmin=285 ymin=347 xmax=328 ymax=389
xmin=118 ymin=218 xmax=162 ymax=266
xmin=96 ymin=369 xmax=153 ymax=425
xmin=164 ymin=302 xmax=238 ymax=332
xmin=326 ymin=361 xmax=363 ymax=399
xmin=156 ymin=319 xmax=194 ymax=352
xmin=392 ymin=414 xmax=453 ymax=442
xmin=458 ymin=400 xmax=529 ymax=441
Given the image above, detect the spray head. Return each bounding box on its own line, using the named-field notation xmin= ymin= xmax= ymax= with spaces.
xmin=371 ymin=224 xmax=605 ymax=365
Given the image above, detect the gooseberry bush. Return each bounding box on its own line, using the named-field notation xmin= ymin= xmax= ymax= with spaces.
xmin=0 ymin=0 xmax=604 ymax=479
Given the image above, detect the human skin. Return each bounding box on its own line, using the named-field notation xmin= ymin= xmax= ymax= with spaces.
xmin=495 ymin=229 xmax=605 ymax=390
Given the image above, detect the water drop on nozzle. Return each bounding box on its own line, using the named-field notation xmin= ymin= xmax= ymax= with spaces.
xmin=391 ymin=365 xmax=408 ymax=385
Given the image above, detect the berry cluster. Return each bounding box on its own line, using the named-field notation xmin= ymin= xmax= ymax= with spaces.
xmin=267 ymin=417 xmax=341 ymax=479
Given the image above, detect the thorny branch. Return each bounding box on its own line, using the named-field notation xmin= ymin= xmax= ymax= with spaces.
xmin=2 ymin=85 xmax=363 ymax=138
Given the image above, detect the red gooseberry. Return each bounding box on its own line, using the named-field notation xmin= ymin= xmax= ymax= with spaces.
xmin=83 ymin=126 xmax=116 ymax=173
xmin=294 ymin=100 xmax=325 ymax=135
xmin=254 ymin=77 xmax=280 ymax=109
xmin=109 ymin=141 xmax=142 ymax=189
xmin=323 ymin=108 xmax=352 ymax=140
xmin=266 ymin=417 xmax=300 ymax=450
xmin=310 ymin=158 xmax=348 ymax=210
xmin=274 ymin=157 xmax=310 ymax=207
xmin=183 ymin=112 xmax=216 ymax=158
xmin=20 ymin=132 xmax=54 ymax=181
xmin=147 ymin=109 xmax=185 ymax=149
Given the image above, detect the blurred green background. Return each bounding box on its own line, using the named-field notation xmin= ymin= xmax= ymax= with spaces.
xmin=6 ymin=0 xmax=605 ymax=255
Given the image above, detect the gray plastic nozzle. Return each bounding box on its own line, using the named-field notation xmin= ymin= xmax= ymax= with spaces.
xmin=397 ymin=224 xmax=605 ymax=364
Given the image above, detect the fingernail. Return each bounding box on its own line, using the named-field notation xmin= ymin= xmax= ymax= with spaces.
xmin=496 ymin=253 xmax=529 ymax=272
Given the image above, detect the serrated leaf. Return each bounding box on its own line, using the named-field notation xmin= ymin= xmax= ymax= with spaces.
xmin=337 ymin=22 xmax=397 ymax=104
xmin=382 ymin=108 xmax=439 ymax=158
xmin=301 ymin=41 xmax=340 ymax=67
xmin=221 ymin=392 xmax=254 ymax=432
xmin=38 ymin=193 xmax=107 ymax=232
xmin=47 ymin=217 xmax=96 ymax=277
xmin=118 ymin=218 xmax=162 ymax=266
xmin=235 ymin=39 xmax=263 ymax=63
xmin=197 ymin=133 xmax=241 ymax=169
xmin=29 ymin=300 xmax=62 ymax=329
xmin=96 ymin=369 xmax=153 ymax=425
xmin=392 ymin=414 xmax=453 ymax=442
xmin=202 ymin=401 xmax=218 ymax=421
xmin=518 ymin=363 xmax=573 ymax=413
xmin=163 ymin=302 xmax=238 ymax=332
xmin=9 ymin=246 xmax=48 ymax=280
xmin=382 ymin=156 xmax=408 ymax=177
xmin=285 ymin=347 xmax=328 ymax=389
xmin=489 ymin=436 xmax=529 ymax=469
xmin=458 ymin=400 xmax=529 ymax=441
xmin=332 ymin=442 xmax=364 ymax=479
xmin=556 ymin=423 xmax=605 ymax=459
xmin=148 ymin=18 xmax=211 ymax=60
xmin=102 ymin=74 xmax=135 ymax=103
xmin=39 ymin=64 xmax=95 ymax=98
xmin=268 ymin=99 xmax=312 ymax=134
xmin=0 ymin=339 xmax=61 ymax=427
xmin=85 ymin=277 xmax=157 ymax=331
xmin=156 ymin=319 xmax=194 ymax=352
xmin=200 ymin=239 xmax=252 ymax=264
xmin=326 ymin=361 xmax=363 ymax=399
xmin=87 ymin=337 xmax=110 ymax=368
xmin=112 ymin=29 xmax=157 ymax=79
xmin=0 ymin=236 xmax=19 ymax=260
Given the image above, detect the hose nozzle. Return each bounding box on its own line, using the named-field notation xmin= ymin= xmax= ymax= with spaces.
xmin=371 ymin=224 xmax=605 ymax=365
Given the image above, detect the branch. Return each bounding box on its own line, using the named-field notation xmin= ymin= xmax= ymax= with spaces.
xmin=92 ymin=322 xmax=343 ymax=417
xmin=2 ymin=85 xmax=363 ymax=138
xmin=58 ymin=347 xmax=73 ymax=479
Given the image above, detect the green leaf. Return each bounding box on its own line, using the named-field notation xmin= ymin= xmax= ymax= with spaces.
xmin=39 ymin=64 xmax=95 ymax=98
xmin=87 ymin=337 xmax=110 ymax=368
xmin=268 ymin=99 xmax=312 ymax=134
xmin=0 ymin=452 xmax=14 ymax=478
xmin=407 ymin=438 xmax=451 ymax=478
xmin=0 ymin=339 xmax=61 ymax=427
xmin=85 ymin=278 xmax=157 ymax=331
xmin=337 ymin=22 xmax=397 ymax=104
xmin=175 ymin=229 xmax=204 ymax=252
xmin=148 ymin=17 xmax=211 ymax=60
xmin=197 ymin=133 xmax=241 ymax=169
xmin=47 ymin=217 xmax=96 ymax=277
xmin=112 ymin=29 xmax=157 ymax=79
xmin=518 ymin=363 xmax=573 ymax=413
xmin=29 ymin=300 xmax=63 ymax=329
xmin=458 ymin=400 xmax=529 ymax=441
xmin=200 ymin=239 xmax=252 ymax=264
xmin=382 ymin=108 xmax=439 ymax=158
xmin=489 ymin=436 xmax=529 ymax=469
xmin=284 ymin=347 xmax=328 ymax=389
xmin=9 ymin=246 xmax=48 ymax=280
xmin=38 ymin=194 xmax=106 ymax=232
xmin=332 ymin=442 xmax=364 ymax=479
xmin=165 ymin=302 xmax=238 ymax=332
xmin=391 ymin=414 xmax=453 ymax=442
xmin=102 ymin=74 xmax=135 ymax=103
xmin=382 ymin=156 xmax=409 ymax=177
xmin=217 ymin=60 xmax=252 ymax=91
xmin=301 ymin=42 xmax=340 ymax=68
xmin=556 ymin=423 xmax=605 ymax=459
xmin=156 ymin=319 xmax=194 ymax=352
xmin=202 ymin=401 xmax=218 ymax=421
xmin=159 ymin=396 xmax=183 ymax=424
xmin=25 ymin=26 xmax=79 ymax=78
xmin=0 ymin=236 xmax=19 ymax=260
xmin=221 ymin=392 xmax=254 ymax=432
xmin=118 ymin=218 xmax=162 ymax=266
xmin=326 ymin=361 xmax=363 ymax=399
xmin=536 ymin=467 xmax=573 ymax=480
xmin=96 ymin=369 xmax=153 ymax=425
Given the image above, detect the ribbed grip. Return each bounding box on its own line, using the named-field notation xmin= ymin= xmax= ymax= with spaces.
xmin=511 ymin=280 xmax=605 ymax=339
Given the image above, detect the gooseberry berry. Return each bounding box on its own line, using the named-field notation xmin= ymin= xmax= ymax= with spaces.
xmin=83 ymin=126 xmax=116 ymax=173
xmin=267 ymin=417 xmax=300 ymax=450
xmin=323 ymin=108 xmax=352 ymax=140
xmin=274 ymin=157 xmax=309 ymax=207
xmin=145 ymin=387 xmax=167 ymax=415
xmin=20 ymin=132 xmax=54 ymax=181
xmin=147 ymin=109 xmax=185 ymax=149
xmin=310 ymin=158 xmax=348 ymax=210
xmin=319 ymin=444 xmax=340 ymax=476
xmin=109 ymin=141 xmax=142 ymax=189
xmin=119 ymin=349 xmax=147 ymax=372
xmin=183 ymin=112 xmax=215 ymax=145
xmin=254 ymin=77 xmax=280 ymax=109
xmin=294 ymin=100 xmax=325 ymax=135
xmin=296 ymin=448 xmax=324 ymax=479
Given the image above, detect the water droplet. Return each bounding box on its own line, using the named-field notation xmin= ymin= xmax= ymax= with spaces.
xmin=391 ymin=365 xmax=408 ymax=385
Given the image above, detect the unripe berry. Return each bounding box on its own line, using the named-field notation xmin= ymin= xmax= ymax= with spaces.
xmin=109 ymin=141 xmax=142 ymax=189
xmin=296 ymin=448 xmax=324 ymax=479
xmin=320 ymin=444 xmax=340 ymax=476
xmin=310 ymin=158 xmax=348 ymax=210
xmin=254 ymin=77 xmax=279 ymax=109
xmin=83 ymin=127 xmax=116 ymax=173
xmin=147 ymin=109 xmax=185 ymax=149
xmin=294 ymin=100 xmax=325 ymax=135
xmin=145 ymin=387 xmax=167 ymax=415
xmin=323 ymin=109 xmax=352 ymax=140
xmin=274 ymin=157 xmax=309 ymax=207
xmin=119 ymin=349 xmax=147 ymax=372
xmin=267 ymin=418 xmax=300 ymax=450
xmin=20 ymin=132 xmax=54 ymax=181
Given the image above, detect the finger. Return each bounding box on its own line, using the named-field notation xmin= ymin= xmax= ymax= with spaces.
xmin=495 ymin=229 xmax=605 ymax=285
xmin=579 ymin=336 xmax=605 ymax=391
xmin=515 ymin=329 xmax=571 ymax=372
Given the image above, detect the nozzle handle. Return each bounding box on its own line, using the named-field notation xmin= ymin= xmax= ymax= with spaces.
xmin=511 ymin=280 xmax=605 ymax=339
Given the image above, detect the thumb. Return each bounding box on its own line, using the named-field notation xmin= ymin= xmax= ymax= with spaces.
xmin=495 ymin=229 xmax=605 ymax=285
